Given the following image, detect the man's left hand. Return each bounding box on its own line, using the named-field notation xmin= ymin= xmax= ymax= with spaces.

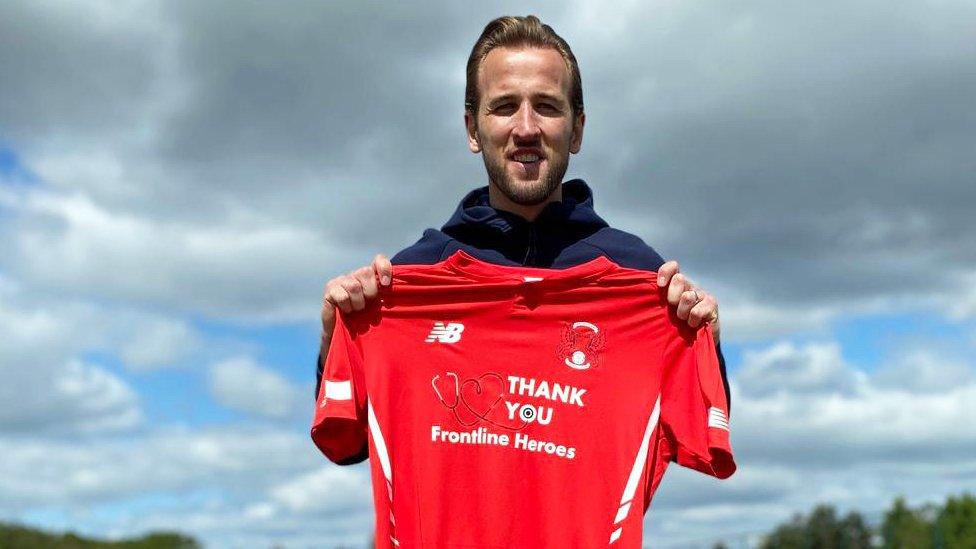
xmin=657 ymin=260 xmax=720 ymax=342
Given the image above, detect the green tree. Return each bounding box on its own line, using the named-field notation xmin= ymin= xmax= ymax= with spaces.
xmin=934 ymin=493 xmax=976 ymax=549
xmin=761 ymin=504 xmax=871 ymax=549
xmin=0 ymin=522 xmax=199 ymax=548
xmin=761 ymin=512 xmax=807 ymax=549
xmin=807 ymin=505 xmax=846 ymax=547
xmin=882 ymin=496 xmax=933 ymax=549
xmin=119 ymin=531 xmax=200 ymax=548
xmin=837 ymin=510 xmax=872 ymax=549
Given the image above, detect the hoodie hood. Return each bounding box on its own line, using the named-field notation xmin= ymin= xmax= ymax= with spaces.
xmin=440 ymin=179 xmax=609 ymax=267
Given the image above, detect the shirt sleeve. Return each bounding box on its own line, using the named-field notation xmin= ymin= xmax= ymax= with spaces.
xmin=310 ymin=309 xmax=369 ymax=465
xmin=658 ymin=316 xmax=736 ymax=479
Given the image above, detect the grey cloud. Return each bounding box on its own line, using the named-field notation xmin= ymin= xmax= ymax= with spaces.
xmin=572 ymin=0 xmax=976 ymax=320
xmin=1 ymin=187 xmax=333 ymax=320
xmin=872 ymin=350 xmax=976 ymax=393
xmin=653 ymin=464 xmax=801 ymax=510
xmin=735 ymin=341 xmax=860 ymax=397
xmin=4 ymin=0 xmax=972 ymax=325
xmin=0 ymin=1 xmax=165 ymax=143
xmin=1 ymin=4 xmax=974 ymax=544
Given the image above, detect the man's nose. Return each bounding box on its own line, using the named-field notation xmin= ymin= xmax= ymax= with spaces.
xmin=512 ymin=103 xmax=541 ymax=140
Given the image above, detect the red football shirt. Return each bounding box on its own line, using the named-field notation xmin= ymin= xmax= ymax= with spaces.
xmin=312 ymin=249 xmax=735 ymax=548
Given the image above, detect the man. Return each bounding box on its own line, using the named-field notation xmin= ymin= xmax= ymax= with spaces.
xmin=316 ymin=15 xmax=727 ymax=417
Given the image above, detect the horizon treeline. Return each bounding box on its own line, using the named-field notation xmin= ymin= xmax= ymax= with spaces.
xmin=0 ymin=523 xmax=199 ymax=549
xmin=3 ymin=492 xmax=974 ymax=548
xmin=750 ymin=492 xmax=976 ymax=549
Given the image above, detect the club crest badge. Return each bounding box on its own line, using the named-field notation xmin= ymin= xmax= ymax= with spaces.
xmin=556 ymin=321 xmax=605 ymax=370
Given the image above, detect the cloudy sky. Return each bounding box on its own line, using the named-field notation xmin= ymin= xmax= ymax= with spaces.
xmin=1 ymin=0 xmax=974 ymax=547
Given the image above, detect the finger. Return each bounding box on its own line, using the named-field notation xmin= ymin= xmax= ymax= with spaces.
xmin=687 ymin=293 xmax=717 ymax=328
xmin=658 ymin=260 xmax=679 ymax=288
xmin=339 ymin=276 xmax=366 ymax=311
xmin=374 ymin=253 xmax=393 ymax=286
xmin=667 ymin=273 xmax=689 ymax=306
xmin=676 ymin=289 xmax=698 ymax=320
xmin=327 ymin=282 xmax=353 ymax=314
xmin=353 ymin=266 xmax=378 ymax=300
xmin=321 ymin=280 xmax=338 ymax=327
xmin=322 ymin=278 xmax=338 ymax=310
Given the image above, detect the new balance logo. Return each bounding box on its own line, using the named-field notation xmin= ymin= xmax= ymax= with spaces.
xmin=425 ymin=322 xmax=464 ymax=343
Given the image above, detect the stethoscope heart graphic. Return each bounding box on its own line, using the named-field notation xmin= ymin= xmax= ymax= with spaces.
xmin=431 ymin=372 xmax=460 ymax=408
xmin=431 ymin=371 xmax=526 ymax=430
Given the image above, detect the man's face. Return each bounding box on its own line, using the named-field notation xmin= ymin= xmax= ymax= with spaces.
xmin=465 ymin=47 xmax=585 ymax=206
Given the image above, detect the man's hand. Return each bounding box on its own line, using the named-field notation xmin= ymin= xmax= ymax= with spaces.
xmin=657 ymin=260 xmax=720 ymax=342
xmin=320 ymin=254 xmax=392 ymax=352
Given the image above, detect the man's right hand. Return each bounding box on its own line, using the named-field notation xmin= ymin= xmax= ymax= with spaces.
xmin=320 ymin=254 xmax=392 ymax=354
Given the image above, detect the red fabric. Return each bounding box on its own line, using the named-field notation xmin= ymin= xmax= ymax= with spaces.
xmin=311 ymin=249 xmax=735 ymax=548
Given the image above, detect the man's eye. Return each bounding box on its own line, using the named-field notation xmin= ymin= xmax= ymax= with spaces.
xmin=538 ymin=103 xmax=560 ymax=113
xmin=491 ymin=103 xmax=516 ymax=114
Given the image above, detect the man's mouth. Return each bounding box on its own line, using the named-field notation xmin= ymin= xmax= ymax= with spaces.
xmin=510 ymin=149 xmax=544 ymax=165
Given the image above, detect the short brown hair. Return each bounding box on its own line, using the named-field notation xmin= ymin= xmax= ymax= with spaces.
xmin=465 ymin=15 xmax=584 ymax=119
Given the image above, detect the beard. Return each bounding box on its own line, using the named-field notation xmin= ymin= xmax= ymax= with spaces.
xmin=482 ymin=147 xmax=569 ymax=206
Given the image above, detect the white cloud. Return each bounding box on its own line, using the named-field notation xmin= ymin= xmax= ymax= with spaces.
xmin=269 ymin=465 xmax=372 ymax=515
xmin=872 ymin=349 xmax=975 ymax=393
xmin=647 ymin=456 xmax=976 ymax=548
xmin=1 ymin=187 xmax=331 ymax=321
xmin=0 ymin=289 xmax=144 ymax=434
xmin=117 ymin=317 xmax=200 ymax=371
xmin=639 ymin=340 xmax=976 ymax=546
xmin=948 ymin=270 xmax=976 ymax=320
xmin=0 ymin=358 xmax=142 ymax=434
xmin=713 ymin=298 xmax=836 ymax=342
xmin=0 ymin=426 xmax=373 ymax=548
xmin=732 ymin=341 xmax=976 ymax=466
xmin=0 ymin=426 xmax=320 ymax=508
xmin=736 ymin=341 xmax=862 ymax=398
xmin=104 ymin=501 xmax=375 ymax=549
xmin=0 ymin=283 xmax=216 ymax=433
xmin=209 ymin=357 xmax=303 ymax=419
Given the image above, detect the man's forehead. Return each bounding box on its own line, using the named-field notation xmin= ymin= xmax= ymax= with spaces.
xmin=478 ymin=46 xmax=571 ymax=97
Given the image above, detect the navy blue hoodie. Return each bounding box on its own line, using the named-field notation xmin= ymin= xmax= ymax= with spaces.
xmin=315 ymin=179 xmax=729 ymax=462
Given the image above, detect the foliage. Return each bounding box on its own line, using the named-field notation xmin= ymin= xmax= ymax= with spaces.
xmin=760 ymin=504 xmax=871 ymax=549
xmin=882 ymin=496 xmax=933 ymax=549
xmin=934 ymin=493 xmax=976 ymax=549
xmin=0 ymin=523 xmax=199 ymax=549
xmin=761 ymin=493 xmax=976 ymax=549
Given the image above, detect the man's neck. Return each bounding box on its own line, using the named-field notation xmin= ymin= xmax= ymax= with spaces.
xmin=487 ymin=182 xmax=562 ymax=222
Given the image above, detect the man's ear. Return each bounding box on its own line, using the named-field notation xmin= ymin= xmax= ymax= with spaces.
xmin=570 ymin=111 xmax=585 ymax=154
xmin=465 ymin=111 xmax=481 ymax=153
